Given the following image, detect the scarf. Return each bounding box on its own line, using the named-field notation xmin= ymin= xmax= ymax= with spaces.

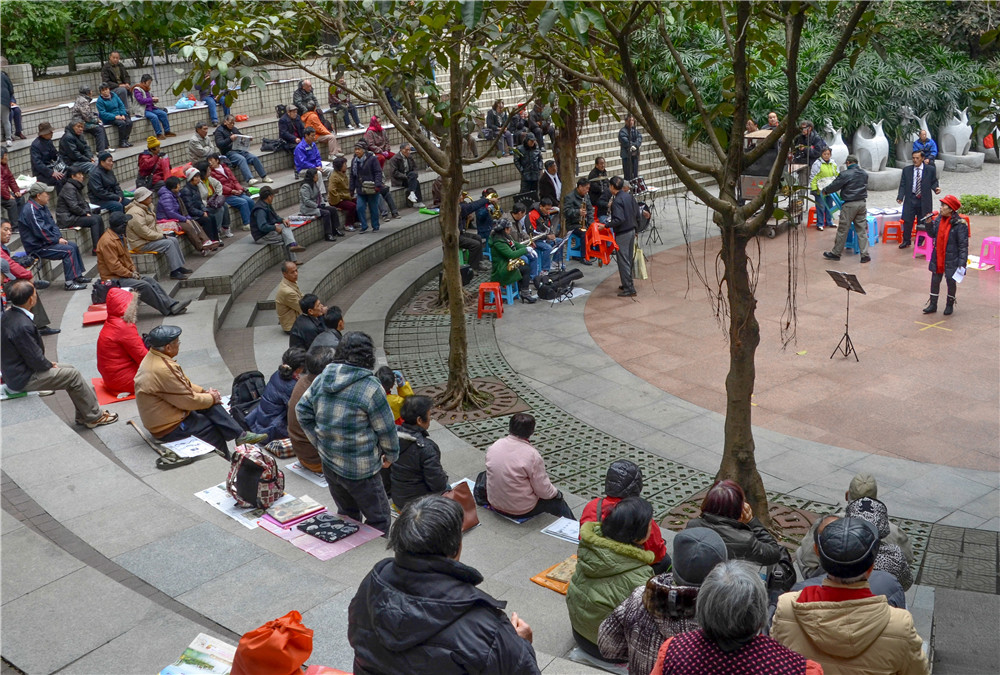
xmin=935 ymin=214 xmax=952 ymax=275
xmin=368 ymin=115 xmax=383 ymax=133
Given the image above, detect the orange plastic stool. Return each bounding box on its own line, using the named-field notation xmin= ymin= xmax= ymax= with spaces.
xmin=882 ymin=220 xmax=903 ymax=244
xmin=477 ymin=282 xmax=503 ymax=319
xmin=807 ymin=207 xmax=817 ymax=228
xmin=585 ymin=222 xmax=619 ymax=266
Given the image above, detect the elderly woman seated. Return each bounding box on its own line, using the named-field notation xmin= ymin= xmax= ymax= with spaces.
xmin=245 ymin=348 xmax=307 ymax=443
xmin=96 ymin=287 xmax=147 ymax=394
xmin=684 ymin=479 xmax=783 ymax=568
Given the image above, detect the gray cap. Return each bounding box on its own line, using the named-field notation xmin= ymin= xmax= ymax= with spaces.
xmin=132 ymin=186 xmax=153 ymax=202
xmin=671 ymin=528 xmax=728 ymax=586
xmin=817 ymin=517 xmax=880 ymax=579
xmin=28 ymin=182 xmax=55 ymax=196
xmin=145 ymin=325 xmax=182 ymax=348
xmin=848 ymin=473 xmax=878 ymax=501
xmin=845 ymin=154 xmax=859 ymax=164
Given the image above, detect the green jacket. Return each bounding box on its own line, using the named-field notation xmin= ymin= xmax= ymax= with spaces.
xmin=488 ymin=234 xmax=529 ymax=286
xmin=566 ymin=521 xmax=655 ymax=645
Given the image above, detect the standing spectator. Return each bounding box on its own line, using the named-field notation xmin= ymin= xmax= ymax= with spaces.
xmin=58 ymin=120 xmax=97 ymax=174
xmin=207 ymin=153 xmax=254 ymax=230
xmin=513 ymin=136 xmax=543 ymax=197
xmin=809 ymin=146 xmax=839 ymax=231
xmin=70 ymin=87 xmax=110 ymax=153
xmin=485 ymin=413 xmax=573 ymax=518
xmin=89 ymin=151 xmax=130 ymax=213
xmin=619 ymin=115 xmax=642 ymax=182
xmin=300 ymin=168 xmax=341 ymax=241
xmin=921 ymin=194 xmax=968 ymax=316
xmin=538 ymin=159 xmax=562 ymax=205
xmin=301 ymin=102 xmax=341 ymax=156
xmin=485 ymin=100 xmax=515 ymax=156
xmin=588 ymin=156 xmax=611 ymax=219
xmin=96 ymin=83 xmax=133 ymax=149
xmin=295 ymin=331 xmax=400 ymax=533
xmin=29 ymin=122 xmax=66 ymax=189
xmin=912 ymin=128 xmax=938 ymax=163
xmin=294 ymin=127 xmax=328 ymax=179
xmin=180 ymin=168 xmax=223 ymax=243
xmin=100 ymin=51 xmax=133 ymax=109
xmin=134 ymin=325 xmax=265 ymax=456
xmin=55 ymin=164 xmax=104 ymax=255
xmin=278 ymin=103 xmax=305 ymax=152
xmin=275 ymin=261 xmax=303 ymax=332
xmin=214 ymin=115 xmax=270 ymax=184
xmin=246 ymin=347 xmax=306 ymax=443
xmin=311 ymin=305 xmax=344 ymax=349
xmin=597 ymin=528 xmax=728 ymax=675
xmin=287 ymin=345 xmax=336 ymax=475
xmin=528 ymin=101 xmax=555 ymax=150
xmin=350 ymin=141 xmax=385 ymax=232
xmin=293 ymin=79 xmax=332 ymax=131
xmin=18 ymin=183 xmax=90 ymax=290
xmin=684 ymin=479 xmax=783 ymax=567
xmin=2 ymin=219 xmax=52 ymax=292
xmin=349 ymin=496 xmax=540 ymax=674
xmin=1 ymin=148 xmax=24 ymax=229
xmin=651 ymin=561 xmax=823 ymax=675
xmin=327 ymin=156 xmax=358 ymax=230
xmin=763 ymin=111 xmax=780 ymax=130
xmin=822 ymin=154 xmax=870 ymax=263
xmin=187 ymin=122 xmax=216 ymax=163
xmin=387 ymin=395 xmax=449 ymax=510
xmin=363 ymin=115 xmax=394 ymax=167
xmin=329 ymin=77 xmax=360 ymax=129
xmin=194 ymin=77 xmax=230 ymax=126
xmin=125 ymin=187 xmax=192 ymax=281
xmin=1 ymin=280 xmax=118 ymax=426
xmin=771 ymin=518 xmax=927 ymax=674
xmin=137 ymin=135 xmax=171 ymax=191
xmin=96 ymin=288 xmax=147 ymax=394
xmin=387 ymin=143 xmax=425 ymax=209
xmin=608 ymin=175 xmax=639 ymax=297
xmin=133 ymin=75 xmax=173 ymax=139
xmin=289 ymin=294 xmax=326 ymax=350
xmin=195 ymin=160 xmax=232 ymax=238
xmin=845 ymin=498 xmax=913 ymax=591
xmin=95 ymin=211 xmax=188 ymax=316
xmin=1 ymin=71 xmax=15 ymax=145
xmin=156 ymin=177 xmax=216 ymax=254
xmin=896 ymin=149 xmax=940 ymax=248
xmin=567 ymin=496 xmax=656 ymax=659
xmin=792 ymin=119 xmax=827 ymax=166
xmin=250 ymin=186 xmax=306 ymax=262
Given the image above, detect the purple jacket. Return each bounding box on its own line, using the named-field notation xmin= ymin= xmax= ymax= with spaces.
xmin=132 ymin=86 xmax=157 ymax=112
xmin=155 ymin=186 xmax=189 ymax=222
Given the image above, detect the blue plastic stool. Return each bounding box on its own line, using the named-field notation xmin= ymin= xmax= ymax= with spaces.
xmin=500 ymin=284 xmax=520 ymax=305
xmin=844 ymin=226 xmax=859 ymax=253
xmin=567 ymin=231 xmax=585 ymax=261
xmin=867 ymin=215 xmax=879 ymax=244
xmin=484 ymin=245 xmax=492 ymax=262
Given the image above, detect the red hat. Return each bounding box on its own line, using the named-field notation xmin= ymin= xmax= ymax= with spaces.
xmin=940 ymin=194 xmax=961 ymax=211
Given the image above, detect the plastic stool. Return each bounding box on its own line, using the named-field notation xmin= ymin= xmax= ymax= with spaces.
xmin=979 ymin=236 xmax=1000 ymax=269
xmin=477 ymin=282 xmax=503 ymax=319
xmin=867 ymin=215 xmax=879 ymax=244
xmin=500 ymin=283 xmax=520 ymax=305
xmin=913 ymin=231 xmax=934 ymax=261
xmin=844 ymin=226 xmax=859 ymax=254
xmin=807 ymin=207 xmax=817 ymax=228
xmin=567 ymin=231 xmax=585 ymax=260
xmin=460 ymin=249 xmax=470 ymax=265
xmin=882 ymin=220 xmax=903 ymax=244
xmin=483 ymin=245 xmax=492 ymax=262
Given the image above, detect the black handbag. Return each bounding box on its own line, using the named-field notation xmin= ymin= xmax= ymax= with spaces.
xmin=473 ymin=470 xmax=489 ymax=506
xmin=260 ymin=138 xmax=282 ymax=152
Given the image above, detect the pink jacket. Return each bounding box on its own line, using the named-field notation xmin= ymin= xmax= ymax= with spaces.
xmin=484 ymin=435 xmax=558 ymax=515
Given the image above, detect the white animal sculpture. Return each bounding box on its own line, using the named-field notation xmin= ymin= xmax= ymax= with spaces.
xmin=853 ymin=120 xmax=889 ymax=172
xmin=823 ymin=118 xmax=849 ymax=167
xmin=939 ymin=108 xmax=972 ymax=155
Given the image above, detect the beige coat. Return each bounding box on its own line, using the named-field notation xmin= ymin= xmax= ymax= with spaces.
xmin=327 ymin=169 xmax=352 ymax=205
xmin=275 ymin=277 xmax=303 ymax=332
xmin=124 ymin=200 xmax=163 ymax=252
xmin=771 ymin=579 xmax=928 ymax=675
xmin=134 ymin=348 xmax=215 ymax=437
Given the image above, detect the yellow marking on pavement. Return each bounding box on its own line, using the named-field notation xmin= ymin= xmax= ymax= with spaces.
xmin=915 ymin=320 xmax=952 ymax=332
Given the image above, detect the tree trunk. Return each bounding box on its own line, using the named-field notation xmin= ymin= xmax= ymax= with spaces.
xmin=555 ymin=97 xmax=579 ymax=236
xmin=716 ymin=219 xmax=770 ymax=527
xmin=65 ymin=25 xmax=76 ymax=72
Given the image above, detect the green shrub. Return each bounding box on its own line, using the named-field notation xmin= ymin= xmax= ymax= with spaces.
xmin=959 ymin=194 xmax=1000 ymax=215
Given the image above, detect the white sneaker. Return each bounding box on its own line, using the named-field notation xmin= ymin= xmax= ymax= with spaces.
xmin=415 ymin=202 xmax=426 ymax=208
xmin=248 ymin=178 xmax=260 ymax=186
xmin=222 ymin=228 xmax=234 ymax=238
xmin=407 ymin=191 xmax=418 ymax=204
xmin=262 ymin=176 xmax=274 ymax=183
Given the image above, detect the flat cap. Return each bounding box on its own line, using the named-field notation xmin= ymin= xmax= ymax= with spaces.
xmin=145 ymin=325 xmax=182 ymax=348
xmin=817 ymin=517 xmax=880 ymax=579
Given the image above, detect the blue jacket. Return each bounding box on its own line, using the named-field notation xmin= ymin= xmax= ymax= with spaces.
xmin=245 ymin=370 xmax=297 ymax=442
xmin=912 ymin=137 xmax=938 ymax=161
xmin=155 ymin=186 xmax=189 ymax=222
xmin=18 ymin=199 xmax=61 ymax=255
xmin=293 ymin=139 xmax=322 ymax=172
xmin=96 ymin=94 xmax=128 ymax=124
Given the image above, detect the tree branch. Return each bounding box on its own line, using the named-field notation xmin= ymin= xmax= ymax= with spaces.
xmin=718 ymin=1 xmax=736 ymax=62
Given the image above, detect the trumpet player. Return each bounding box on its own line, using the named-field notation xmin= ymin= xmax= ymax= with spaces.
xmin=562 ymin=177 xmax=595 ymax=266
xmin=488 ymin=221 xmax=538 ymax=304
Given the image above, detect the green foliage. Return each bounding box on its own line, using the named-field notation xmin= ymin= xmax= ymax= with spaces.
xmin=959 ymin=194 xmax=1000 ymax=215
xmin=0 ymin=0 xmax=71 ymax=77
xmin=89 ymin=1 xmax=218 ymax=68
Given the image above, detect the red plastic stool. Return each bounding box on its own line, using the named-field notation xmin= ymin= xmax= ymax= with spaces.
xmin=807 ymin=207 xmax=817 ymax=228
xmin=882 ymin=220 xmax=903 ymax=244
xmin=477 ymin=282 xmax=503 ymax=319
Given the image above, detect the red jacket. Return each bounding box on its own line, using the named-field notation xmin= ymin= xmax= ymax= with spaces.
xmin=580 ymin=495 xmax=668 ymax=563
xmin=1 ymin=244 xmax=32 ymax=281
xmin=96 ymin=288 xmax=148 ymax=394
xmin=1 ymin=164 xmax=20 ymax=200
xmin=211 ymin=164 xmax=243 ymax=196
xmin=137 ymin=151 xmax=171 ymax=185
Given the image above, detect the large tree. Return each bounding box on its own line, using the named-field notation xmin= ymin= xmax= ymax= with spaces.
xmin=529 ymin=0 xmax=877 ymax=524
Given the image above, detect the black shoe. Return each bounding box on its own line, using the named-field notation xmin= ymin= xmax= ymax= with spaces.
xmin=520 ymin=294 xmax=537 ymax=304
xmin=169 ymin=299 xmax=191 ymax=316
xmin=34 ymin=279 xmax=51 ymax=290
xmin=170 ymin=271 xmax=190 ymax=281
xmin=325 ymin=235 xmax=337 ymax=242
xmin=578 ymin=258 xmax=593 ymax=266
xmin=120 ymin=141 xmax=133 ymax=148
xmin=73 ymin=276 xmax=92 ymax=284
xmin=39 ymin=327 xmax=61 ymax=336
xmin=617 ymin=289 xmax=637 ymax=297
xmin=898 ymin=242 xmax=911 ymax=249
xmin=179 ymin=267 xmax=194 ymax=275
xmin=860 ymin=255 xmax=871 ymax=263
xmin=943 ymin=297 xmax=955 ymax=316
xmin=65 ymin=281 xmax=88 ymax=291
xmin=822 ymin=251 xmax=841 ymax=260
xmin=922 ymin=297 xmax=938 ymax=314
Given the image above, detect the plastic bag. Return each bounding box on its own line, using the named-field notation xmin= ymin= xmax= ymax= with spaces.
xmin=174 ymin=97 xmax=196 ymax=110
xmin=231 ymin=610 xmax=313 ymax=675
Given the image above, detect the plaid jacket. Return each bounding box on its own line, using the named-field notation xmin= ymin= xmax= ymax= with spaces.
xmin=295 ymin=363 xmax=399 ymax=480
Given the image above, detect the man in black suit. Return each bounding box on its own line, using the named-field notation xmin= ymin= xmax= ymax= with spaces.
xmin=0 ymin=280 xmax=117 ymax=428
xmin=896 ymin=150 xmax=940 ymax=248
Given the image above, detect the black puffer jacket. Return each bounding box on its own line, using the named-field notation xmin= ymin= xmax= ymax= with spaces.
xmin=55 ymin=178 xmax=91 ymax=227
xmin=822 ymin=163 xmax=868 ymax=202
xmin=88 ymin=165 xmax=123 ymax=203
xmin=926 ymin=211 xmax=969 ymax=276
xmin=604 ymin=459 xmax=643 ymax=498
xmin=389 ymin=424 xmax=449 ymax=509
xmin=59 ymin=126 xmax=93 ymax=165
xmin=349 ymin=553 xmax=540 ymax=675
xmin=684 ymin=512 xmax=783 ymax=567
xmin=514 ymin=142 xmax=543 ymax=182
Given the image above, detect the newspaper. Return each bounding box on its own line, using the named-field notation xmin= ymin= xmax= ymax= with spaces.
xmin=159 ymin=632 xmax=236 ymax=675
xmin=540 ymin=516 xmax=580 ymax=543
xmin=284 ymin=461 xmax=328 ymax=488
xmin=194 ymin=482 xmax=294 ymax=529
xmin=162 ymin=437 xmax=216 ymax=458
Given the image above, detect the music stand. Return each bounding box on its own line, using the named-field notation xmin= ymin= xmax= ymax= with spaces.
xmin=634 ymin=180 xmax=663 ymax=247
xmin=826 ymin=270 xmax=866 ymax=361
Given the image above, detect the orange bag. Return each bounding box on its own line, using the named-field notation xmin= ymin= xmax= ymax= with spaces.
xmin=235 ymin=114 xmax=249 ymax=122
xmin=231 ymin=610 xmax=314 ymax=675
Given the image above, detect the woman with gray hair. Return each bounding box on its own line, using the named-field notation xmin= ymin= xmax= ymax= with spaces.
xmin=650 ymin=560 xmax=823 ymax=674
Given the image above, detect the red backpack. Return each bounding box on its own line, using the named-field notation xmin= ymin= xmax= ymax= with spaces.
xmin=227 ymin=445 xmax=285 ymax=508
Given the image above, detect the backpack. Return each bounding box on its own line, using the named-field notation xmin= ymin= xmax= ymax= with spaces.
xmin=226 ymin=445 xmax=285 ymax=509
xmin=91 ymin=279 xmax=120 ymax=305
xmin=275 ymin=104 xmax=287 ymax=119
xmin=230 ymin=370 xmax=266 ymax=430
xmin=536 ymin=268 xmax=583 ymax=300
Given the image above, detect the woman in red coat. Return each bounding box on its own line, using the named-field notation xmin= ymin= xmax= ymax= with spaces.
xmin=96 ymin=287 xmax=148 ymax=394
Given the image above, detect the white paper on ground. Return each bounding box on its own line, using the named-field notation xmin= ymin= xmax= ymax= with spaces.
xmin=285 ymin=461 xmax=328 ymax=487
xmin=194 ymin=482 xmax=294 ymax=529
xmin=552 ymin=287 xmax=591 ymax=304
xmin=161 ymin=436 xmax=216 ymax=458
xmin=159 ymin=632 xmax=236 ymax=675
xmin=450 ymin=477 xmax=476 ymax=491
xmin=541 ymin=516 xmax=581 ymax=543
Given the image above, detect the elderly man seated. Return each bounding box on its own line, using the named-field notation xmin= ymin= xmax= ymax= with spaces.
xmin=386 ymin=143 xmax=425 ymax=209
xmin=125 ymin=187 xmax=192 ymax=281
xmin=134 ymin=325 xmax=266 ymax=456
xmin=275 ymin=261 xmax=303 ymax=333
xmin=214 ymin=115 xmax=271 ymax=185
xmin=19 ymin=182 xmax=90 ymax=291
xmin=485 ymin=413 xmax=572 ymax=518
